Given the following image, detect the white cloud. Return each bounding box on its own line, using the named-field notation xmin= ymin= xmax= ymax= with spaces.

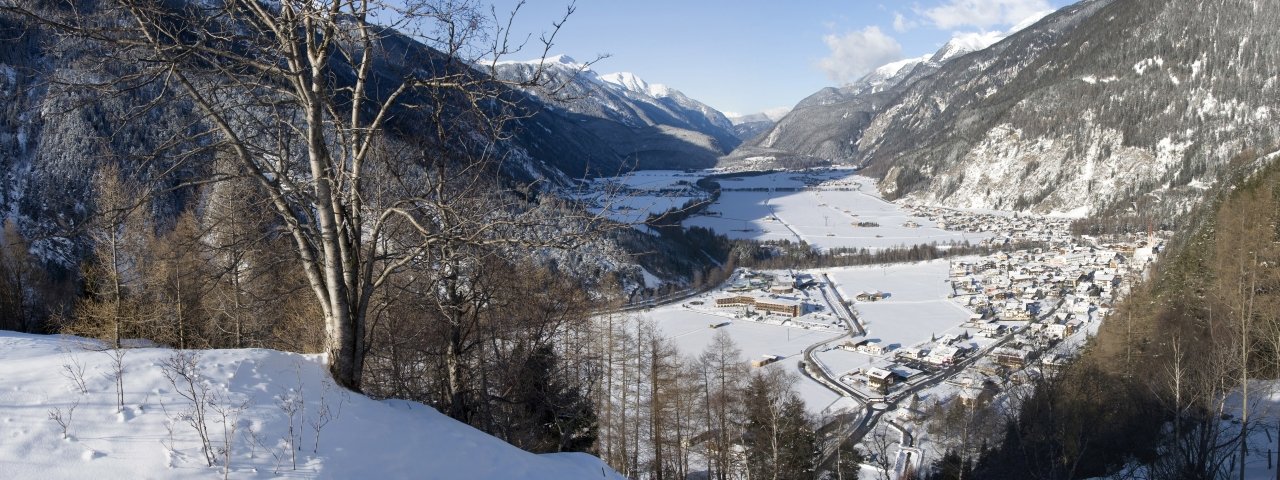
xmin=818 ymin=26 xmax=904 ymax=85
xmin=922 ymin=0 xmax=1052 ymax=30
xmin=892 ymin=12 xmax=918 ymax=32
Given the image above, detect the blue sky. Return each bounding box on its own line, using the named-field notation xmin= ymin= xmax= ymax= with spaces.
xmin=486 ymin=0 xmax=1069 ymax=115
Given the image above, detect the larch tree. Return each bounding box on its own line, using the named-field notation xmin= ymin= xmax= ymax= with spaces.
xmin=70 ymin=165 xmax=153 ymax=348
xmin=699 ymin=328 xmax=746 ymax=480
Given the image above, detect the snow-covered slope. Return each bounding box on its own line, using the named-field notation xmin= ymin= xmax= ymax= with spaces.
xmin=723 ymin=27 xmax=1003 ymax=166
xmin=863 ymin=0 xmax=1280 ymax=218
xmin=730 ymin=0 xmax=1280 ymax=219
xmin=726 ymin=107 xmax=790 ymax=126
xmin=597 ymin=71 xmax=670 ymax=99
xmin=493 ymin=56 xmax=739 ymax=170
xmin=0 ymin=331 xmax=622 ymax=479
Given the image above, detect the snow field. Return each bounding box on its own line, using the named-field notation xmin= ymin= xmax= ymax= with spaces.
xmin=684 ymin=172 xmax=989 ymax=251
xmin=582 ymin=171 xmax=708 ymax=230
xmin=637 ymin=306 xmax=845 ymax=414
xmin=825 ymin=261 xmax=975 ymax=351
xmin=0 ymin=332 xmax=622 ymax=480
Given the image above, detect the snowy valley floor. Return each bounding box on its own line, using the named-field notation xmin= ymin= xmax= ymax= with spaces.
xmin=0 ymin=331 xmax=622 ymax=479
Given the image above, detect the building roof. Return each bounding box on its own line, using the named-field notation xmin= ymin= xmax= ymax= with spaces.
xmin=866 ymin=367 xmax=893 ymax=380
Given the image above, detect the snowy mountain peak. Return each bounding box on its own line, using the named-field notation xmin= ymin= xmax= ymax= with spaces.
xmin=873 ymin=55 xmax=932 ymax=79
xmin=545 ymin=54 xmax=578 ymax=65
xmin=727 ymin=107 xmax=792 ymax=126
xmin=930 ymin=32 xmax=1004 ymax=63
xmin=493 ymin=53 xmax=587 ymax=71
xmin=490 ymin=55 xmax=740 ymax=167
xmin=599 ymin=72 xmax=672 ymax=98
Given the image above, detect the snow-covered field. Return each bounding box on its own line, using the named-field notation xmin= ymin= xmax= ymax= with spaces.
xmin=684 ymin=171 xmax=988 ymax=251
xmin=636 ymin=306 xmax=847 ymax=414
xmin=628 ymin=260 xmax=985 ymax=415
xmin=827 ymin=261 xmax=973 ymax=351
xmin=0 ymin=332 xmax=622 ymax=479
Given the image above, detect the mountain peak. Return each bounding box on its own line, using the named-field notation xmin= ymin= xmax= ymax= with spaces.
xmin=930 ymin=31 xmax=1004 ymax=63
xmin=599 ymin=72 xmax=672 ymax=98
xmin=545 ymin=54 xmax=578 ymax=65
xmin=493 ymin=53 xmax=586 ymax=70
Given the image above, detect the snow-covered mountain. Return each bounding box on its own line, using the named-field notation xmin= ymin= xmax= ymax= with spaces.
xmin=724 ymin=21 xmax=1017 ymax=168
xmin=860 ymin=0 xmax=1280 ymax=217
xmin=721 ymin=38 xmax=975 ymax=167
xmin=0 ymin=331 xmax=624 ymax=479
xmin=728 ymin=0 xmax=1280 ymax=218
xmin=493 ymin=56 xmax=739 ymax=170
xmin=726 ymin=108 xmax=791 ymax=141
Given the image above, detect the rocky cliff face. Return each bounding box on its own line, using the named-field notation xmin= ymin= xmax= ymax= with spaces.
xmin=867 ymin=0 xmax=1280 ymax=217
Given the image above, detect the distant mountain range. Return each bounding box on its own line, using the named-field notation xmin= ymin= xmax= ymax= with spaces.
xmin=726 ymin=108 xmax=790 ymax=142
xmin=6 ymin=0 xmax=1280 ymax=269
xmin=492 ymin=55 xmax=740 ymax=170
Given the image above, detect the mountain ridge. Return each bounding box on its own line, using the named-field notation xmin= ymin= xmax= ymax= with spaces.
xmin=492 ymin=57 xmax=740 ymax=170
xmin=722 ymin=0 xmax=1280 ymax=219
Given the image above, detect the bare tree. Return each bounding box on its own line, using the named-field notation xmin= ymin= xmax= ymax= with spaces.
xmin=699 ymin=329 xmax=745 ymax=480
xmin=162 ymin=349 xmax=216 ymax=467
xmin=863 ymin=425 xmax=898 ymax=480
xmin=0 ymin=219 xmax=55 ymax=332
xmin=59 ymin=351 xmax=90 ymax=396
xmin=105 ymin=347 xmax=128 ymax=413
xmin=3 ymin=0 xmax=603 ymax=392
xmin=68 ymin=165 xmax=151 ymax=348
xmin=48 ymin=400 xmax=79 ymax=440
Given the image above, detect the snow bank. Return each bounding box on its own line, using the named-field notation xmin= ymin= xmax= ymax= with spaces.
xmin=0 ymin=331 xmax=622 ymax=479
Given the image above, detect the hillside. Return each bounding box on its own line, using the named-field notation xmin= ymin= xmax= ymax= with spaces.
xmin=492 ymin=56 xmax=739 ymax=170
xmin=863 ymin=0 xmax=1280 ymax=218
xmin=0 ymin=8 xmax=641 ymax=267
xmin=0 ymin=331 xmax=623 ymax=479
xmin=721 ymin=22 xmax=1010 ymax=170
xmin=969 ymin=149 xmax=1280 ymax=478
xmin=726 ymin=0 xmax=1280 ymax=220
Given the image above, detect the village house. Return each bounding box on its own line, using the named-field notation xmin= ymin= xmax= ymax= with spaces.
xmin=751 ymin=354 xmax=782 ymax=368
xmin=992 ymin=346 xmax=1035 ymax=369
xmin=979 ymin=323 xmax=1007 ymax=338
xmin=859 ymin=341 xmax=889 ymax=356
xmin=865 ymin=367 xmax=895 ymax=394
xmin=855 ymin=291 xmax=887 ymax=302
xmin=715 ymin=294 xmax=803 ymax=317
xmin=715 ymin=295 xmax=755 ymax=308
xmin=926 ymin=345 xmax=962 ymax=366
xmin=896 ymin=346 xmax=927 ymax=361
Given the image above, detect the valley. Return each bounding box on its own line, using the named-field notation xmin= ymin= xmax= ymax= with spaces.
xmin=3 ymin=0 xmax=1279 ymax=478
xmin=589 ymin=168 xmax=1160 ymax=475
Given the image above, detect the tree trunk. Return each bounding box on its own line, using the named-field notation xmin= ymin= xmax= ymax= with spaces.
xmin=447 ymin=325 xmax=467 ymax=421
